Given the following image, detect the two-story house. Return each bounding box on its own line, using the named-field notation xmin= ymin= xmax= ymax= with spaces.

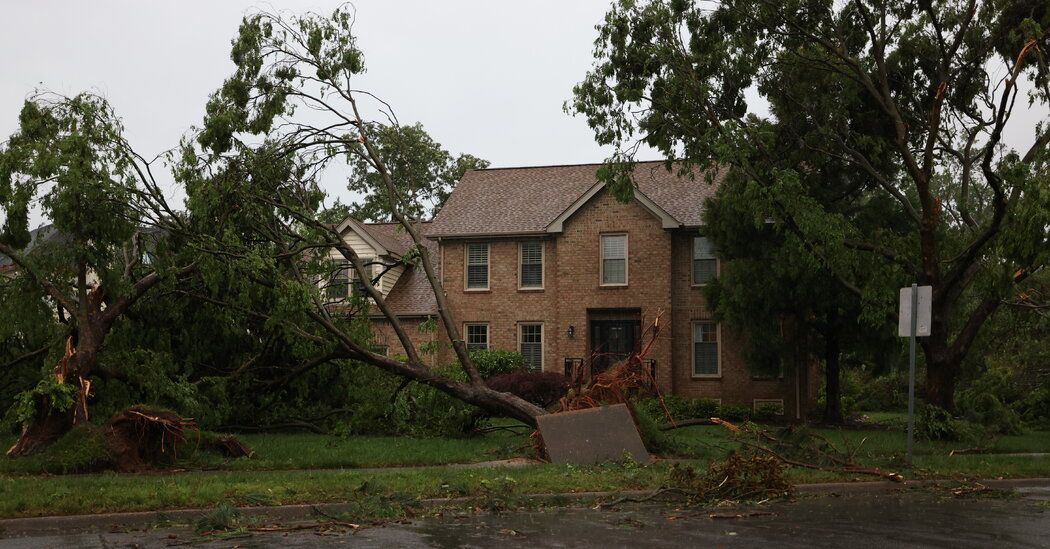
xmin=333 ymin=162 xmax=818 ymax=419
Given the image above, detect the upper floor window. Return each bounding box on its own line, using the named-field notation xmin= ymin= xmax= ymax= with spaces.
xmin=352 ymin=262 xmax=375 ymax=297
xmin=465 ymin=323 xmax=489 ymax=351
xmin=519 ymin=323 xmax=543 ymax=371
xmin=692 ymin=322 xmax=720 ymax=377
xmin=327 ymin=261 xmax=349 ymax=300
xmin=600 ymin=234 xmax=627 ymax=286
xmin=692 ymin=236 xmax=717 ymax=285
xmin=466 ymin=243 xmax=489 ymax=290
xmin=519 ymin=241 xmax=543 ymax=289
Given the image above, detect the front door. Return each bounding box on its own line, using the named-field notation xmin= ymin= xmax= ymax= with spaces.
xmin=590 ymin=319 xmax=641 ymax=372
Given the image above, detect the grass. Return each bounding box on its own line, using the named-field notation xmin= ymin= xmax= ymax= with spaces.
xmin=0 ymin=415 xmax=1047 ymax=519
xmin=0 ymin=461 xmax=665 ymax=519
xmin=663 ymin=420 xmax=1050 ymax=481
xmin=0 ymin=429 xmax=528 ymax=475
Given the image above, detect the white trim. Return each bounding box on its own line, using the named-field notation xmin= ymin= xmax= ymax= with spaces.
xmin=690 ymin=321 xmax=722 ymax=379
xmin=753 ymin=399 xmax=786 ymax=415
xmin=517 ymin=322 xmax=544 ymax=371
xmin=335 ymin=218 xmax=391 ymax=257
xmin=464 ymin=322 xmax=490 ymax=351
xmin=464 ymin=242 xmax=490 ymax=291
xmin=518 ymin=240 xmax=545 ymax=290
xmin=546 ymin=180 xmax=680 ymax=233
xmin=599 ymin=233 xmax=629 ymax=287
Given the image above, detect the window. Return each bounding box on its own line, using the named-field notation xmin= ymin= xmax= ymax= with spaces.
xmin=519 ymin=323 xmax=543 ymax=371
xmin=327 ymin=261 xmax=349 ymax=299
xmin=519 ymin=241 xmax=543 ymax=289
xmin=692 ymin=236 xmax=717 ymax=285
xmin=465 ymin=323 xmax=489 ymax=351
xmin=466 ymin=243 xmax=489 ymax=290
xmin=600 ymin=234 xmax=627 ymax=285
xmin=692 ymin=322 xmax=720 ymax=377
xmin=351 ymin=262 xmax=375 ymax=297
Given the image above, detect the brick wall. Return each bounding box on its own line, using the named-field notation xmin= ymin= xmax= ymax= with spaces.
xmin=669 ymin=232 xmax=812 ymax=418
xmin=369 ymin=317 xmax=445 ymax=366
xmin=380 ymin=187 xmax=813 ymax=418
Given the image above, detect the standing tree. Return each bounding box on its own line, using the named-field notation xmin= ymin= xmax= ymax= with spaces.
xmin=345 ymin=122 xmax=488 ymax=222
xmin=185 ymin=7 xmax=546 ymax=425
xmin=703 ymin=171 xmax=896 ymax=423
xmin=571 ymin=0 xmax=1050 ymax=410
xmin=0 ymin=93 xmax=195 ymax=455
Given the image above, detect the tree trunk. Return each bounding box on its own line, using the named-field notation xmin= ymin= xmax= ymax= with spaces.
xmin=5 ymin=397 xmax=76 ymax=457
xmin=822 ymin=327 xmax=844 ymax=424
xmin=925 ymin=359 xmax=958 ymax=412
xmin=6 ymin=337 xmax=94 ymax=457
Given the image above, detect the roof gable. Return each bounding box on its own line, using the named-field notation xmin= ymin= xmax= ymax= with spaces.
xmin=546 ymin=180 xmax=679 ymax=233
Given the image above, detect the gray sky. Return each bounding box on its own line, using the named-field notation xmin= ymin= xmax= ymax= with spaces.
xmin=1 ymin=0 xmax=624 ymax=226
xmin=2 ymin=1 xmax=1046 ymax=228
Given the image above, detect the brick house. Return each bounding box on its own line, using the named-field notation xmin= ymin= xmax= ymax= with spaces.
xmin=332 ymin=162 xmax=817 ymax=419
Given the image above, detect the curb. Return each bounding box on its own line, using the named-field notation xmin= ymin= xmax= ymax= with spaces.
xmin=1 ymin=478 xmax=1047 ymax=538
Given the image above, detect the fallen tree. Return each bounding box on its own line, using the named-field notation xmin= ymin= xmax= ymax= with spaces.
xmin=180 ymin=6 xmax=547 ymax=427
xmin=0 ymin=93 xmax=197 ymax=456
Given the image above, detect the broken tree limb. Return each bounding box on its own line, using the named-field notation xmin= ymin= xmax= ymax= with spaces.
xmin=741 ymin=441 xmax=904 ymax=482
xmin=659 ymin=418 xmax=718 ymax=430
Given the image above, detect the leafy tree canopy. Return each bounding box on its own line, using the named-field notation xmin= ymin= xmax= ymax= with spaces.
xmin=572 ymin=0 xmax=1050 ymax=409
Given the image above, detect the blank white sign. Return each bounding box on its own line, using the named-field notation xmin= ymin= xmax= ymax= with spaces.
xmin=898 ymin=286 xmax=932 ymax=337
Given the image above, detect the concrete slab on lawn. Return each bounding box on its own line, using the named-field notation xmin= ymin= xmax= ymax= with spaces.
xmin=537 ymin=404 xmax=650 ymax=465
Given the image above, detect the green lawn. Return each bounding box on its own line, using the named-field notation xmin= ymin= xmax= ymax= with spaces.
xmin=0 ymin=419 xmax=1047 ymax=519
xmin=0 ymin=430 xmax=529 ymax=476
xmin=0 ymin=462 xmax=665 ymax=519
xmin=664 ymin=422 xmax=1050 ymax=481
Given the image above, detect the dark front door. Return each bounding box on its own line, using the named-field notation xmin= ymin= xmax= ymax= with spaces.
xmin=590 ymin=319 xmax=641 ymax=372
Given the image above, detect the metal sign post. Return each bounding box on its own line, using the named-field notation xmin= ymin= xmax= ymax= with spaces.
xmin=899 ymin=284 xmax=932 ymax=464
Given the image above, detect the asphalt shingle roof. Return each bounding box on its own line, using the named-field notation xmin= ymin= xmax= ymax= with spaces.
xmin=362 ymin=222 xmax=439 ymax=316
xmin=427 ymin=161 xmax=722 ymax=237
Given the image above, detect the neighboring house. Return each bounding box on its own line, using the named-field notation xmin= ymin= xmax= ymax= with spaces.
xmin=324 ymin=219 xmax=443 ymax=359
xmin=0 ymin=225 xmax=72 ymax=278
xmin=334 ymin=162 xmax=818 ymax=419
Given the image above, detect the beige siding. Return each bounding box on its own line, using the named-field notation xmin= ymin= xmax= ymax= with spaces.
xmin=380 ymin=264 xmax=405 ymax=295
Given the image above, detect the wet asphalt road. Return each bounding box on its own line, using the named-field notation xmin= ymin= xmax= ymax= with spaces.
xmin=2 ymin=487 xmax=1049 ymax=548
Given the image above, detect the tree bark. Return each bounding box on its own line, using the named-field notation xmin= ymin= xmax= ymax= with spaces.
xmin=822 ymin=326 xmax=844 ymax=424
xmin=7 ymin=336 xmax=98 ymax=457
xmin=5 ymin=399 xmax=76 ymax=457
xmin=925 ymin=358 xmax=958 ymax=412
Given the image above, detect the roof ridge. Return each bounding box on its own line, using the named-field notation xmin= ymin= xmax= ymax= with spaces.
xmin=468 ymin=159 xmax=672 ymax=172
xmin=363 ymin=221 xmax=431 ymax=226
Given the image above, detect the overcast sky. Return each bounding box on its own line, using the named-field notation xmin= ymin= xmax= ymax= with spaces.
xmin=2 ymin=1 xmax=1046 ymax=228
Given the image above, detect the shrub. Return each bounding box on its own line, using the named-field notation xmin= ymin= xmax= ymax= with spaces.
xmin=915 ymin=403 xmax=983 ymax=443
xmin=635 ymin=396 xmax=721 ymax=423
xmin=753 ymin=403 xmax=783 ymax=422
xmin=852 ymin=371 xmax=908 ymax=412
xmin=718 ymin=404 xmax=752 ymax=422
xmin=447 ymin=350 xmax=527 ymax=380
xmin=1016 ymin=387 xmax=1050 ymax=428
xmin=957 ymin=367 xmax=1024 ymax=435
xmin=486 ymin=371 xmax=568 ymax=408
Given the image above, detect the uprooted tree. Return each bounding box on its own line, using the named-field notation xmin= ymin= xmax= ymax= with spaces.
xmin=0 ymin=93 xmax=197 ymax=455
xmin=571 ymin=0 xmax=1050 ymax=411
xmin=181 ymin=7 xmax=547 ymax=426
